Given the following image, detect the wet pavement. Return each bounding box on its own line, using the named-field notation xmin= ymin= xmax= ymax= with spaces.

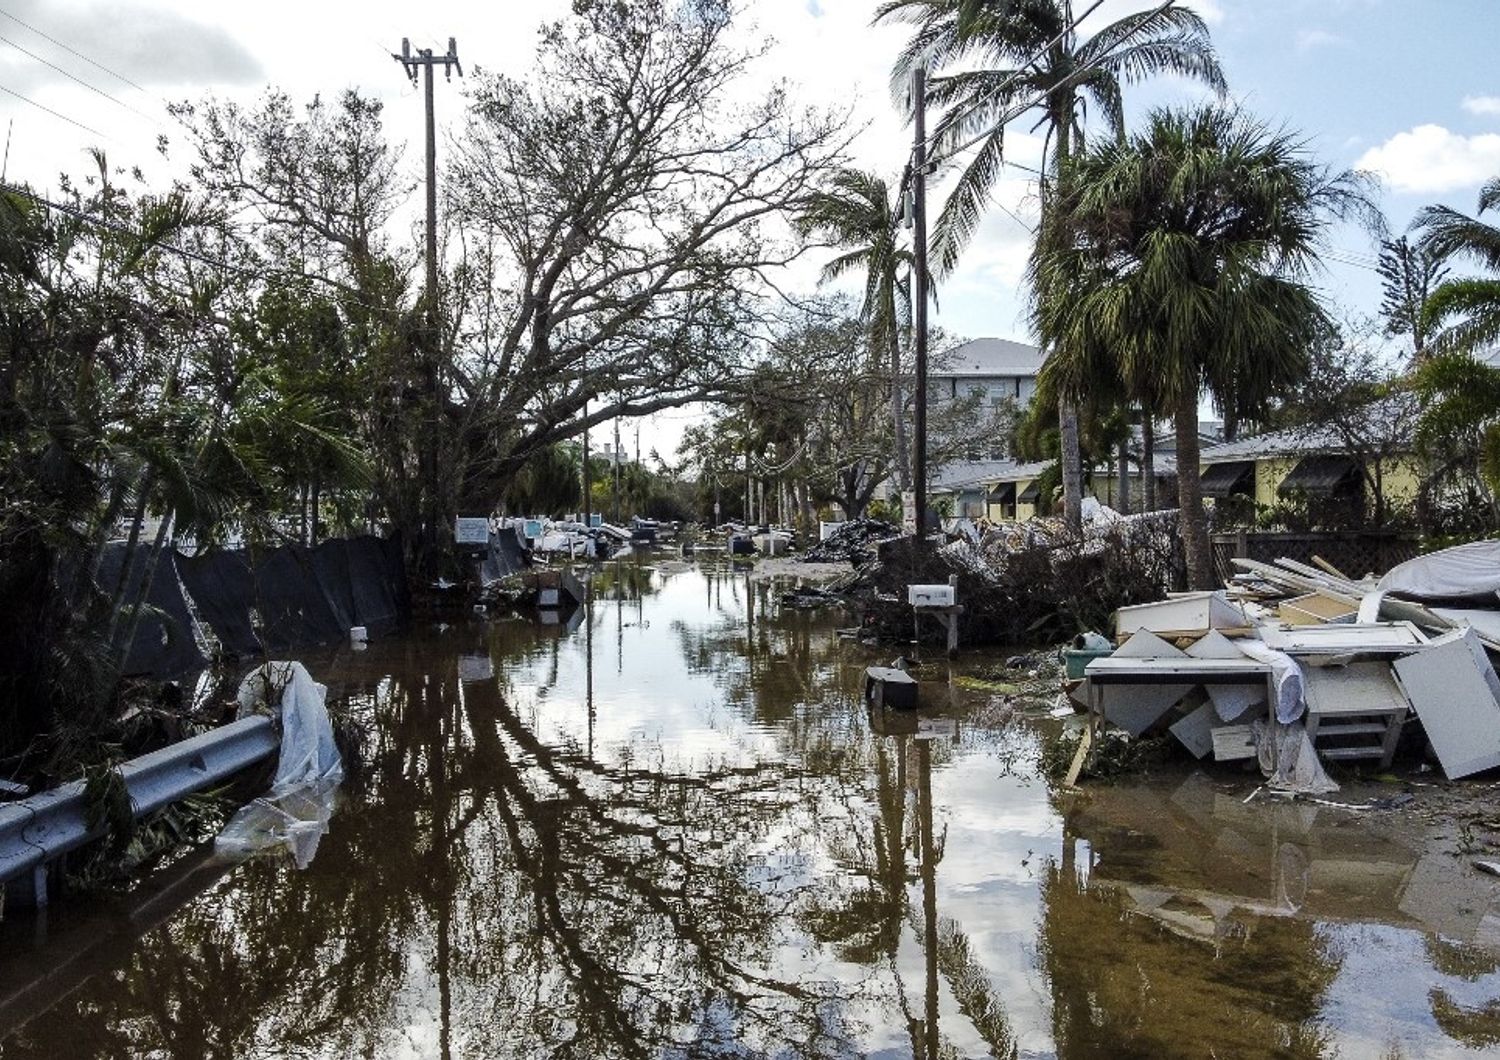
xmin=4 ymin=556 xmax=1500 ymax=1057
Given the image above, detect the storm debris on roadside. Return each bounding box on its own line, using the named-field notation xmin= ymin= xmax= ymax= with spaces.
xmin=1062 ymin=539 xmax=1500 ymax=790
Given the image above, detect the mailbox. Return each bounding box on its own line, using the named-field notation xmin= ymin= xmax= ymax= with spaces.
xmin=907 ymin=584 xmax=956 ymax=608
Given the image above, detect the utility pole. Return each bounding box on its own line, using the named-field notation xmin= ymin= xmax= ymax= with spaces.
xmin=911 ymin=66 xmax=931 ymax=543
xmin=613 ymin=417 xmax=622 ymax=524
xmin=392 ymin=37 xmax=461 ymax=561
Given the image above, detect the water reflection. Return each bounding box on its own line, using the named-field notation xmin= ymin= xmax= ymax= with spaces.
xmin=2 ymin=559 xmax=1500 ymax=1057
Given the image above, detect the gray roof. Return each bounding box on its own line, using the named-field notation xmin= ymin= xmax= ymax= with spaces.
xmin=1199 ymin=396 xmax=1414 ymax=464
xmin=931 ymin=337 xmax=1045 ymax=379
xmin=930 ymin=458 xmax=1036 ymax=492
xmin=1198 ymin=423 xmax=1343 ymax=463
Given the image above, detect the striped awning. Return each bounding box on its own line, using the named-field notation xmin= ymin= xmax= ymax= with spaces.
xmin=1278 ymin=455 xmax=1360 ymax=495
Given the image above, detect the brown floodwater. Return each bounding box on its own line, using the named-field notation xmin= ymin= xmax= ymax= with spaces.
xmin=3 ymin=556 xmax=1500 ymax=1058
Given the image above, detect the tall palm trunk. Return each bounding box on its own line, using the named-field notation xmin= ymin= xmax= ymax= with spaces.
xmin=1174 ymin=393 xmax=1213 ymax=589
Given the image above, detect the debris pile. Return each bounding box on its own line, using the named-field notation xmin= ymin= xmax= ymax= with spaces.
xmin=1064 ymin=539 xmax=1500 ymax=789
xmin=800 ymin=517 xmax=901 ymax=564
xmin=851 ymin=508 xmax=1179 ymax=647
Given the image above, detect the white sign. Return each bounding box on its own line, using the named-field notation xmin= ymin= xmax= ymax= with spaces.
xmin=455 ymin=517 xmax=490 ymax=545
xmin=901 ymin=491 xmax=917 ymax=535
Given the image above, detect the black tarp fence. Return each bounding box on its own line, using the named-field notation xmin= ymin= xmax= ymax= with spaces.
xmin=98 ymin=543 xmax=208 ymax=677
xmin=175 ymin=533 xmax=410 ymax=661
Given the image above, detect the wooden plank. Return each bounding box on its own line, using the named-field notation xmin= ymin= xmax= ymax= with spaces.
xmin=1062 ymin=725 xmax=1093 ymax=787
xmin=1312 ymin=554 xmax=1353 ymax=581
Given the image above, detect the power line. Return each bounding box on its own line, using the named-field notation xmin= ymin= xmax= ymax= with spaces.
xmin=0 ymin=7 xmax=149 ymax=97
xmin=0 ymin=31 xmax=159 ymax=125
xmin=0 ymin=80 xmax=105 ymax=138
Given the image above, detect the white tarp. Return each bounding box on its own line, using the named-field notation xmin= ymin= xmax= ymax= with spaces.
xmin=216 ymin=661 xmax=344 ymax=868
xmin=1378 ymin=540 xmax=1500 ymax=600
xmin=1235 ymin=639 xmax=1307 ymax=724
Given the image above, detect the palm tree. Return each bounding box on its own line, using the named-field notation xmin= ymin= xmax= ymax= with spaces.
xmin=797 ymin=169 xmax=917 ymax=492
xmin=876 ymin=0 xmax=1225 ymax=531
xmin=1414 ymin=175 xmax=1500 ymax=356
xmin=1033 ymin=106 xmax=1373 ymax=587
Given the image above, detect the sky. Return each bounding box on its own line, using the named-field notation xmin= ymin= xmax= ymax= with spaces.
xmin=1 ymin=0 xmax=1497 ymax=458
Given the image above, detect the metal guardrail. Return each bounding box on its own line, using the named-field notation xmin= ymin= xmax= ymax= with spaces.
xmin=0 ymin=716 xmax=279 ymax=910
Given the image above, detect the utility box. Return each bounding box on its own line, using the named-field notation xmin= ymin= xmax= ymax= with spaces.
xmin=907 ymin=584 xmax=956 ymax=608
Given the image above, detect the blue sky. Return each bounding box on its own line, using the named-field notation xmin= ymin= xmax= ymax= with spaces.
xmin=0 ymin=1 xmax=1496 ymax=455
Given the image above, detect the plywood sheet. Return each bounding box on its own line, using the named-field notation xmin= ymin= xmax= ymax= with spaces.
xmin=1170 ymin=702 xmax=1218 ymax=759
xmin=1394 ymin=629 xmax=1500 ymax=779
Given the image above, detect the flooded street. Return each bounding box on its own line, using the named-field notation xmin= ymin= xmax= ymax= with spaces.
xmin=4 ymin=558 xmax=1500 ymax=1058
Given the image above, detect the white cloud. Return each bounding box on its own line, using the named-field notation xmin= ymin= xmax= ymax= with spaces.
xmin=1295 ymin=28 xmax=1345 ymax=53
xmin=1463 ymin=95 xmax=1500 ymax=117
xmin=1356 ymin=123 xmax=1500 ymax=194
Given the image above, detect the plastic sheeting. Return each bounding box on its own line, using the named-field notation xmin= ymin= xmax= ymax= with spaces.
xmin=1378 ymin=539 xmax=1500 ymax=602
xmin=216 ymin=661 xmax=343 ymax=868
xmin=1254 ymin=718 xmax=1339 ymax=795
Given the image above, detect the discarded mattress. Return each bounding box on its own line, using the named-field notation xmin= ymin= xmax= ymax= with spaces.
xmin=1378 ymin=539 xmax=1500 ymax=604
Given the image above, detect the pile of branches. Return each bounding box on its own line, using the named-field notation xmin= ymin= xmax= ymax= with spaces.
xmin=849 ymin=511 xmax=1180 ymax=647
xmin=800 ymin=517 xmax=901 ymax=564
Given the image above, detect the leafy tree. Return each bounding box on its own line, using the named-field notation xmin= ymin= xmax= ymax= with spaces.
xmin=1275 ymin=319 xmax=1421 ymax=528
xmin=877 ymin=0 xmax=1225 ymax=531
xmin=1033 ymin=106 xmax=1373 ymax=587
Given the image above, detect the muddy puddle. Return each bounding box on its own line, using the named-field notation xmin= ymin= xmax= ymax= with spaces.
xmin=4 ymin=557 xmax=1500 ymax=1058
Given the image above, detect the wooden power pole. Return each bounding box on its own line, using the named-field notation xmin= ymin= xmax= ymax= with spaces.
xmin=392 ymin=37 xmax=461 ymax=561
xmin=911 ymin=66 xmax=930 ymax=542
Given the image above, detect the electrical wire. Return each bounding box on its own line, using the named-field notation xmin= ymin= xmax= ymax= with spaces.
xmin=0 ymin=80 xmax=104 ymax=138
xmin=0 ymin=6 xmax=150 ymax=97
xmin=0 ymin=31 xmax=159 ymax=125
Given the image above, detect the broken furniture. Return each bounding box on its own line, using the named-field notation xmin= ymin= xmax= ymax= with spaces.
xmin=1114 ymin=591 xmax=1252 ymax=642
xmin=1083 ymin=654 xmax=1275 ymax=756
xmin=1301 ymin=661 xmax=1409 ymax=769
